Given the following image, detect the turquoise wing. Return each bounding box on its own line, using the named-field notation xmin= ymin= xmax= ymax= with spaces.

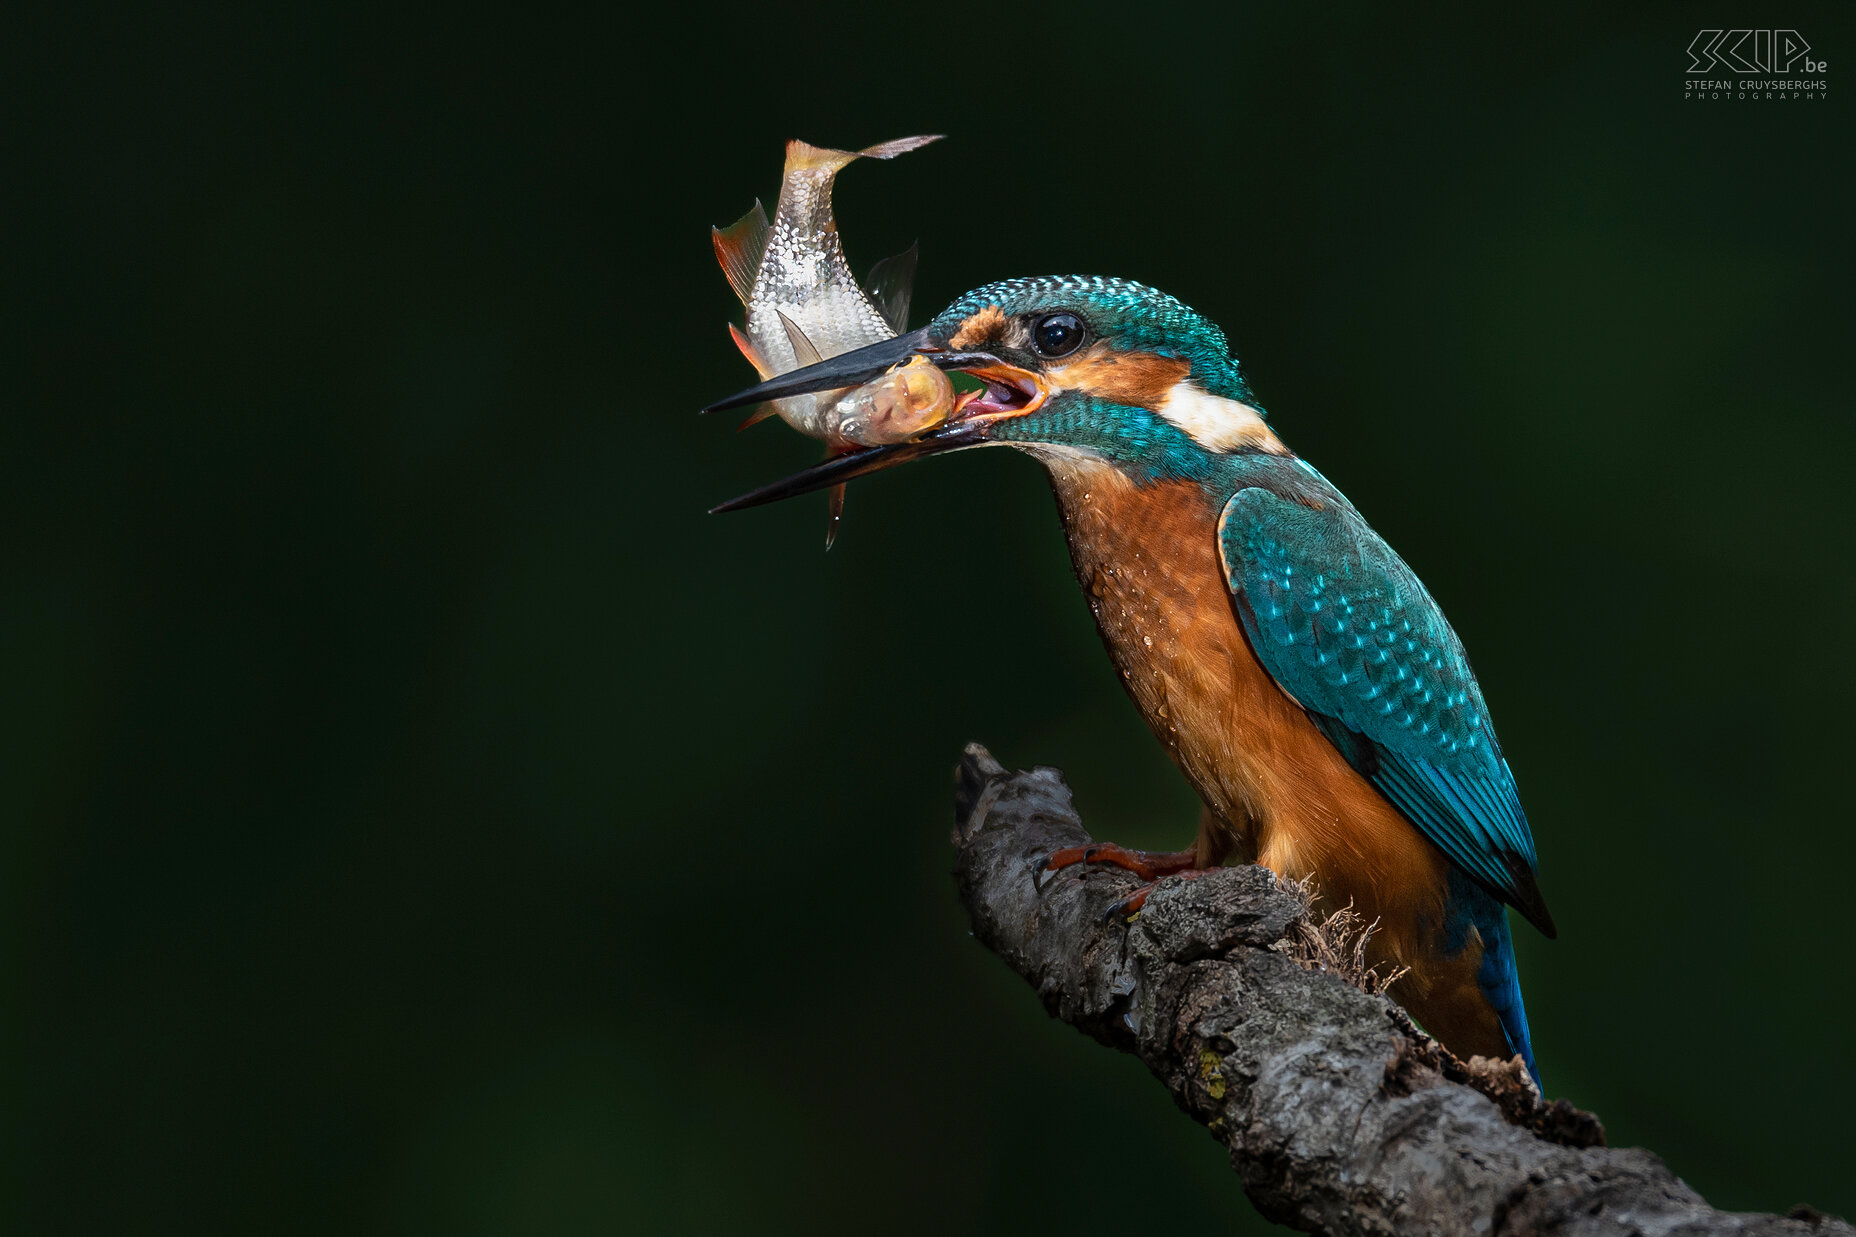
xmin=1216 ymin=485 xmax=1555 ymax=936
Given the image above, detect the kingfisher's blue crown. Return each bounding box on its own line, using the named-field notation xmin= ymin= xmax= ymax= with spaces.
xmin=929 ymin=276 xmax=1258 ymax=405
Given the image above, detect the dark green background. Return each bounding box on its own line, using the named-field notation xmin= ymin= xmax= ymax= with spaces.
xmin=8 ymin=3 xmax=1852 ymax=1232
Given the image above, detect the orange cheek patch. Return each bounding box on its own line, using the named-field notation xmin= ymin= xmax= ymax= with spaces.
xmin=1049 ymin=344 xmax=1191 ymax=409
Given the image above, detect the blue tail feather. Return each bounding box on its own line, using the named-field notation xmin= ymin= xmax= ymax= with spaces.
xmin=1442 ymin=872 xmax=1539 ymax=1087
xmin=1473 ymin=901 xmax=1538 ymax=1088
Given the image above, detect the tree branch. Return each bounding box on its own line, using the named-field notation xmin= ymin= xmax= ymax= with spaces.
xmin=950 ymin=743 xmax=1850 ymax=1237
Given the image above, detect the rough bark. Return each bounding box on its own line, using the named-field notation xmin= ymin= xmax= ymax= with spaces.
xmin=951 ymin=742 xmax=1850 ymax=1237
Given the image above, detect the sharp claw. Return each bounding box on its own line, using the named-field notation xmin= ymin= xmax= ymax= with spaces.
xmin=1103 ymin=885 xmax=1154 ymax=922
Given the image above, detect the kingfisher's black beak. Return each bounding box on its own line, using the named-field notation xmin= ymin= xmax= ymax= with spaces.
xmin=705 ymin=325 xmax=1048 ymax=514
xmin=700 ymin=328 xmax=999 ymax=413
xmin=707 ymin=423 xmax=989 ymax=512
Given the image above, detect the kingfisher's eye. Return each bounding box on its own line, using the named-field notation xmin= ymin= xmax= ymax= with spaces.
xmin=1031 ymin=311 xmax=1086 ymax=359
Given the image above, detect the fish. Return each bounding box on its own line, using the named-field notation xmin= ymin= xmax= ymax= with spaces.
xmin=711 ymin=136 xmax=956 ymax=545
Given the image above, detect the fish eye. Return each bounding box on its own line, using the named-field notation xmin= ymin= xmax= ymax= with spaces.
xmin=1031 ymin=311 xmax=1086 ymax=359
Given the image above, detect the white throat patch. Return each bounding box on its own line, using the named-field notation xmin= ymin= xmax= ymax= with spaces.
xmin=1156 ymin=381 xmax=1283 ymax=454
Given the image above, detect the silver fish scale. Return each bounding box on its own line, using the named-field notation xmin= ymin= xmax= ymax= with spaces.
xmin=744 ymin=158 xmax=899 ymax=436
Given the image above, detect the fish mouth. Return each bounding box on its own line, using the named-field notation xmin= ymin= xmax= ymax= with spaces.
xmin=706 ymin=333 xmax=1049 ymax=514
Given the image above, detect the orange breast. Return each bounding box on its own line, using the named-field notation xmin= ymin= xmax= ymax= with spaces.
xmin=1039 ymin=453 xmax=1503 ymax=1051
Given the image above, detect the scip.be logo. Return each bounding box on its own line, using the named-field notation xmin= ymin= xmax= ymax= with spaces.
xmin=1686 ymin=30 xmax=1823 ymax=73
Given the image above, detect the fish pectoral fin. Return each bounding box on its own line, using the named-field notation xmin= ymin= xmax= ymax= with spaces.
xmin=711 ymin=199 xmax=769 ymax=305
xmin=865 ymin=241 xmax=919 ymax=333
xmin=727 ymin=323 xmax=774 ymax=379
xmin=776 ymin=311 xmax=825 ymax=367
xmin=824 ymin=482 xmax=846 ymax=551
xmin=735 ymin=404 xmax=780 ymax=432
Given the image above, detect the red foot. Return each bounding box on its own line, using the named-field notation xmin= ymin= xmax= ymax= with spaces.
xmin=1108 ymin=884 xmax=1155 ymax=919
xmin=1104 ymin=868 xmax=1220 ymax=921
xmin=1045 ymin=842 xmax=1199 ymax=882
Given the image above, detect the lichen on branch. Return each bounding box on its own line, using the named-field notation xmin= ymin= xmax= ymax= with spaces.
xmin=950 ymin=742 xmax=1848 ymax=1237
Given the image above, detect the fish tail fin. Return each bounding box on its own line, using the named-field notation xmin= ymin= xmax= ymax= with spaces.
xmin=711 ymin=200 xmax=769 ymax=305
xmin=783 ymin=134 xmax=943 ymax=176
xmin=776 ymin=310 xmax=824 ymax=367
xmin=858 ymin=135 xmax=943 ymax=159
xmin=783 ymin=140 xmax=863 ymax=176
xmin=865 ymin=241 xmax=919 ymax=333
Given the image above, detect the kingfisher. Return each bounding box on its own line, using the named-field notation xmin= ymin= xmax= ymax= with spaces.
xmin=707 ymin=276 xmax=1555 ymax=1083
